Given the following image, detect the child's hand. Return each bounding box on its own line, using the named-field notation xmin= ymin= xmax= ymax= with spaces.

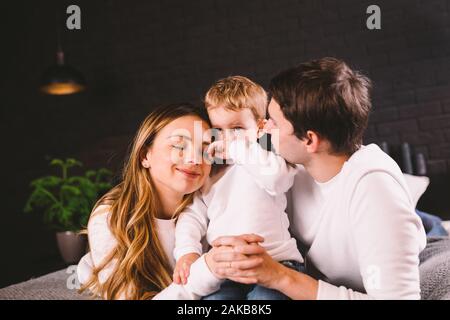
xmin=173 ymin=253 xmax=200 ymax=285
xmin=257 ymin=119 xmax=268 ymax=138
xmin=207 ymin=140 xmax=229 ymax=160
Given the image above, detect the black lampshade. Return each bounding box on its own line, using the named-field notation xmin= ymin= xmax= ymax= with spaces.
xmin=40 ymin=50 xmax=86 ymax=95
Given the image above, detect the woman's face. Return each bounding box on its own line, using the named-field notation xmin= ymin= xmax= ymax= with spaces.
xmin=142 ymin=115 xmax=212 ymax=197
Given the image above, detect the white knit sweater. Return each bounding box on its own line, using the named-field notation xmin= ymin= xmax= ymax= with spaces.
xmin=78 ymin=143 xmax=426 ymax=299
xmin=287 ymin=144 xmax=426 ymax=299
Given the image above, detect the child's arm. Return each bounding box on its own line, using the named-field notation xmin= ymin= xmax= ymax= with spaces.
xmin=173 ymin=192 xmax=208 ymax=283
xmin=227 ymin=138 xmax=298 ymax=195
xmin=154 ymin=254 xmax=221 ymax=300
xmin=173 ymin=252 xmax=200 ymax=285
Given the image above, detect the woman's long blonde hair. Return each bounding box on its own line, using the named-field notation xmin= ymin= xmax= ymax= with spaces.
xmin=80 ymin=103 xmax=210 ymax=300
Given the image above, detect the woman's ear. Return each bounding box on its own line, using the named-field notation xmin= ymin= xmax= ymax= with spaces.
xmin=141 ymin=148 xmax=152 ymax=168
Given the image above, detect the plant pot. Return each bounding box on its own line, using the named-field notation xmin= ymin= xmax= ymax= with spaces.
xmin=56 ymin=231 xmax=87 ymax=264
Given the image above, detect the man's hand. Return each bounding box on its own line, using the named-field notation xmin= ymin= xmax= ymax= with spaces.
xmin=206 ymin=234 xmax=318 ymax=299
xmin=173 ymin=253 xmax=200 ymax=285
xmin=210 ymin=235 xmax=282 ymax=288
xmin=216 ymin=244 xmax=285 ymax=289
xmin=204 ymin=234 xmax=265 ymax=282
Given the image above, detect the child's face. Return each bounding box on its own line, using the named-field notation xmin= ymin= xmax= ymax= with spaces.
xmin=207 ymin=107 xmax=258 ymax=140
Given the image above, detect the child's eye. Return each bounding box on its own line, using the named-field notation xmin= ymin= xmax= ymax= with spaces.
xmin=232 ymin=127 xmax=243 ymax=132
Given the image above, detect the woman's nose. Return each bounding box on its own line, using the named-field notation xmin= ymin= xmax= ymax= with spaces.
xmin=184 ymin=147 xmax=203 ymax=164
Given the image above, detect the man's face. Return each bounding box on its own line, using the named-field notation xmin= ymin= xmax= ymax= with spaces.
xmin=264 ymin=98 xmax=309 ymax=164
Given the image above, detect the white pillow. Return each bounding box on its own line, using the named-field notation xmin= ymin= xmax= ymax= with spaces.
xmin=403 ymin=173 xmax=430 ymax=208
xmin=442 ymin=221 xmax=450 ymax=235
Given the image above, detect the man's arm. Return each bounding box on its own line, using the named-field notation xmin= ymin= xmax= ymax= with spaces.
xmin=341 ymin=171 xmax=426 ymax=299
xmin=278 ymin=172 xmax=426 ymax=300
xmin=209 ymin=172 xmax=427 ymax=301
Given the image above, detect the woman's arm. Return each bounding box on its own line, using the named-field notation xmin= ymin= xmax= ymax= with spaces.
xmin=82 ymin=205 xmax=119 ymax=285
xmin=77 ymin=205 xmax=129 ymax=299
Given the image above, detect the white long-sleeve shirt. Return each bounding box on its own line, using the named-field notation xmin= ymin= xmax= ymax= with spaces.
xmin=77 ymin=139 xmax=300 ymax=300
xmin=76 ymin=205 xmax=221 ymax=300
xmin=287 ymin=144 xmax=427 ymax=299
xmin=174 ymin=139 xmax=303 ymax=264
xmin=78 ymin=143 xmax=426 ymax=300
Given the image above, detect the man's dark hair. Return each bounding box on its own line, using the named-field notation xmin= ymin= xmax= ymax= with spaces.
xmin=269 ymin=57 xmax=372 ymax=155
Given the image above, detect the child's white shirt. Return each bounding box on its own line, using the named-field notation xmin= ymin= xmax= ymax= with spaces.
xmin=174 ymin=139 xmax=304 ymax=263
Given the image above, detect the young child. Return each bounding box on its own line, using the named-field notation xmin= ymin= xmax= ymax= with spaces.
xmin=173 ymin=76 xmax=303 ymax=300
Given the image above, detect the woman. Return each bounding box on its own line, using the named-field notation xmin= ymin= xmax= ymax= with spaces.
xmin=78 ymin=103 xmax=221 ymax=299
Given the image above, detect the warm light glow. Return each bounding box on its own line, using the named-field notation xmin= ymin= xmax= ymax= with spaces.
xmin=40 ymin=82 xmax=85 ymax=95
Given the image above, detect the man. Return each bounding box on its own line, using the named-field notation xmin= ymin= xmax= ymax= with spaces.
xmin=206 ymin=57 xmax=426 ymax=299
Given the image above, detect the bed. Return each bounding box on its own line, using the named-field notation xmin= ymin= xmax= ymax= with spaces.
xmin=0 ymin=236 xmax=449 ymax=300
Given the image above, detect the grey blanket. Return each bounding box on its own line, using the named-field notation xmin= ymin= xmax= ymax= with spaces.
xmin=419 ymin=236 xmax=450 ymax=300
xmin=0 ymin=237 xmax=449 ymax=300
xmin=0 ymin=268 xmax=91 ymax=300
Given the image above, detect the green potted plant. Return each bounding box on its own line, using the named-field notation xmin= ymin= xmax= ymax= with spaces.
xmin=24 ymin=158 xmax=113 ymax=264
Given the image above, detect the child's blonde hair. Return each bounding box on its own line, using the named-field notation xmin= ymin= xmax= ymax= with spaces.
xmin=204 ymin=76 xmax=268 ymax=120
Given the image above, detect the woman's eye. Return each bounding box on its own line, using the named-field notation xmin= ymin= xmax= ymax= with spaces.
xmin=172 ymin=145 xmax=185 ymax=150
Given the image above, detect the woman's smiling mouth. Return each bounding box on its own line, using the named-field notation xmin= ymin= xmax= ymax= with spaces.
xmin=176 ymin=168 xmax=201 ymax=179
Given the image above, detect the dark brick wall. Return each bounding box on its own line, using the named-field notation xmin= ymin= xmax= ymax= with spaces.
xmin=1 ymin=0 xmax=450 ymax=287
